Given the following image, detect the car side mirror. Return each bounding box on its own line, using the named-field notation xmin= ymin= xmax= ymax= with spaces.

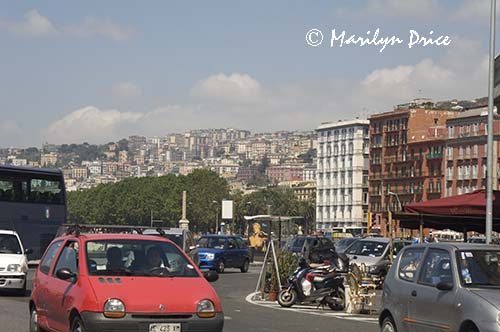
xmin=203 ymin=270 xmax=219 ymax=282
xmin=24 ymin=248 xmax=33 ymax=255
xmin=436 ymin=281 xmax=453 ymax=291
xmin=56 ymin=268 xmax=77 ymax=282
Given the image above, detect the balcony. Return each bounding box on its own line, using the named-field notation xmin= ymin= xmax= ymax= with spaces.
xmin=426 ymin=153 xmax=443 ymax=160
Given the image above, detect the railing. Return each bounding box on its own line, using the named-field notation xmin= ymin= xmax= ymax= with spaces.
xmin=426 ymin=153 xmax=443 ymax=160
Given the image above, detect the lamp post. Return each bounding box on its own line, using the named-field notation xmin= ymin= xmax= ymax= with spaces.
xmin=387 ymin=191 xmax=402 ymax=211
xmin=212 ymin=200 xmax=219 ymax=234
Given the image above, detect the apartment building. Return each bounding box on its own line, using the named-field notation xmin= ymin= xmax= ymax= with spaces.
xmin=444 ymin=107 xmax=500 ymax=196
xmin=368 ymin=104 xmax=456 ymax=232
xmin=315 ymin=119 xmax=370 ymax=234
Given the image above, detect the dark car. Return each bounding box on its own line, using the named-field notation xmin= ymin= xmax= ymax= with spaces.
xmin=143 ymin=227 xmax=200 ymax=266
xmin=283 ymin=235 xmax=337 ymax=264
xmin=197 ymin=235 xmax=251 ymax=273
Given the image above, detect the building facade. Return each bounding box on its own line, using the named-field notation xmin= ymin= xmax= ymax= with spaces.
xmin=315 ymin=119 xmax=370 ymax=234
xmin=368 ymin=105 xmax=456 ymax=233
xmin=444 ymin=107 xmax=500 ymax=196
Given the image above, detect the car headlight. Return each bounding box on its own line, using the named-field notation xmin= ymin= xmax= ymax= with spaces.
xmin=7 ymin=264 xmax=21 ymax=272
xmin=497 ymin=312 xmax=500 ymax=325
xmin=103 ymin=299 xmax=126 ymax=318
xmin=197 ymin=299 xmax=216 ymax=318
xmin=206 ymin=253 xmax=215 ymax=260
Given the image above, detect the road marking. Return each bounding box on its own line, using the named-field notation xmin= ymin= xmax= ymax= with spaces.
xmin=225 ymin=316 xmax=233 ymax=320
xmin=245 ymin=292 xmax=378 ymax=324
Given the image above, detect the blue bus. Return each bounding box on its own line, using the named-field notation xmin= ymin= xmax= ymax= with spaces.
xmin=0 ymin=165 xmax=66 ymax=260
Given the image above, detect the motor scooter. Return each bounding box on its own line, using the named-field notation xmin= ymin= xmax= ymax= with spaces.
xmin=277 ymin=259 xmax=345 ymax=310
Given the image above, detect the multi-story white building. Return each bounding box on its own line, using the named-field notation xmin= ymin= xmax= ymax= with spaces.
xmin=315 ymin=119 xmax=370 ymax=234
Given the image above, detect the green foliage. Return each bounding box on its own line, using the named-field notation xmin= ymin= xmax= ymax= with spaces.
xmin=297 ymin=148 xmax=316 ymax=164
xmin=257 ymin=154 xmax=270 ymax=175
xmin=276 ymin=248 xmax=298 ymax=283
xmin=67 ymin=169 xmax=230 ymax=232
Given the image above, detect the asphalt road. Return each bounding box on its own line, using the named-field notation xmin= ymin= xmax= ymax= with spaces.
xmin=0 ymin=267 xmax=379 ymax=332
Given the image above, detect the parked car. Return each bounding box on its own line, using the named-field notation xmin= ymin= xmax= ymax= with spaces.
xmin=283 ymin=235 xmax=338 ymax=264
xmin=0 ymin=230 xmax=31 ymax=295
xmin=143 ymin=227 xmax=200 ymax=266
xmin=467 ymin=236 xmax=500 ymax=245
xmin=334 ymin=237 xmax=359 ymax=254
xmin=380 ymin=243 xmax=500 ymax=332
xmin=197 ymin=235 xmax=251 ymax=273
xmin=344 ymin=237 xmax=412 ymax=278
xmin=30 ymin=231 xmax=223 ymax=332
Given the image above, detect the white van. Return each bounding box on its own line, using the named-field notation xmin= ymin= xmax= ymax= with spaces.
xmin=0 ymin=230 xmax=30 ymax=295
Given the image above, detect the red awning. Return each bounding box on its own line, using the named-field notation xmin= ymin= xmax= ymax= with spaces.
xmin=393 ymin=190 xmax=500 ymax=233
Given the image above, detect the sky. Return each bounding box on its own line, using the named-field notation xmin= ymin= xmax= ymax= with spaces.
xmin=0 ymin=0 xmax=497 ymax=147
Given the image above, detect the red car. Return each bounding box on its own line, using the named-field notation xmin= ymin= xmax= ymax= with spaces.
xmin=29 ymin=231 xmax=223 ymax=332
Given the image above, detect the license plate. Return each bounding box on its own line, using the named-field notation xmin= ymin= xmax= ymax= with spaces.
xmin=149 ymin=323 xmax=181 ymax=332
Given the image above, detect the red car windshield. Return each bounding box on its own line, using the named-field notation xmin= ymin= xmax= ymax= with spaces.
xmin=85 ymin=239 xmax=199 ymax=277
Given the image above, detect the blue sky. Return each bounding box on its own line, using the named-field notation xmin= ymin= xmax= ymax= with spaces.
xmin=0 ymin=0 xmax=497 ymax=147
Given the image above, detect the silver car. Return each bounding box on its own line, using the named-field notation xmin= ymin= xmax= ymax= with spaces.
xmin=344 ymin=237 xmax=411 ymax=278
xmin=380 ymin=243 xmax=500 ymax=332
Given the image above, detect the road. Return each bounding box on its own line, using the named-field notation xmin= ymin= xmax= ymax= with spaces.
xmin=0 ymin=267 xmax=379 ymax=332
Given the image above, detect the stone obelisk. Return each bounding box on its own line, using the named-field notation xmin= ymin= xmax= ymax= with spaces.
xmin=178 ymin=190 xmax=190 ymax=230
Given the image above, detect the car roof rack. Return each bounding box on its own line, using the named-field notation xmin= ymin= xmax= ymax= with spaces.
xmin=60 ymin=224 xmax=173 ymax=237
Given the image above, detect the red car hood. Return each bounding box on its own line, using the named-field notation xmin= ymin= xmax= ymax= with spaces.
xmin=88 ymin=276 xmax=221 ymax=313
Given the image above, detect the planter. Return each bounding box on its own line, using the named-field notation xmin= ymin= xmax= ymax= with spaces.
xmin=268 ymin=291 xmax=278 ymax=301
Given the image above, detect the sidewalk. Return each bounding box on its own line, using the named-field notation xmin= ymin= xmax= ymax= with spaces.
xmin=245 ymin=292 xmax=379 ymax=324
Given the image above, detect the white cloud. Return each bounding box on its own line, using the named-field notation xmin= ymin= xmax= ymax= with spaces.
xmin=336 ymin=0 xmax=443 ymax=19
xmin=359 ymin=36 xmax=487 ymax=109
xmin=65 ymin=17 xmax=135 ymax=42
xmin=192 ymin=73 xmax=264 ymax=104
xmin=44 ymin=106 xmax=143 ymax=144
xmin=0 ymin=10 xmax=134 ymax=41
xmin=0 ymin=9 xmax=57 ymax=36
xmin=112 ymin=82 xmax=141 ymax=99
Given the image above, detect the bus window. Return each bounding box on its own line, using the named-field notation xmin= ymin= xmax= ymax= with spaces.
xmin=30 ymin=178 xmax=63 ymax=204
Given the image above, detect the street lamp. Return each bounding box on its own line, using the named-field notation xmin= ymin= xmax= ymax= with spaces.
xmin=212 ymin=200 xmax=219 ymax=234
xmin=387 ymin=191 xmax=402 ymax=211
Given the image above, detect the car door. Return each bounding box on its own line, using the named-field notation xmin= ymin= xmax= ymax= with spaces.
xmin=34 ymin=240 xmax=63 ymax=329
xmin=392 ymin=247 xmax=426 ymax=332
xmin=47 ymin=240 xmax=80 ymax=332
xmin=236 ymin=237 xmax=249 ymax=264
xmin=410 ymin=248 xmax=458 ymax=332
xmin=185 ymin=231 xmax=199 ymax=266
xmin=226 ymin=237 xmax=238 ymax=267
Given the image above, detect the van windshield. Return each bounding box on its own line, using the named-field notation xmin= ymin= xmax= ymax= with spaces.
xmin=345 ymin=240 xmax=387 ymax=257
xmin=0 ymin=234 xmax=22 ymax=254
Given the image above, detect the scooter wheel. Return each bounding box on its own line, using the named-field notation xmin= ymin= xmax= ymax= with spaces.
xmin=328 ymin=287 xmax=345 ymax=311
xmin=277 ymin=289 xmax=297 ymax=308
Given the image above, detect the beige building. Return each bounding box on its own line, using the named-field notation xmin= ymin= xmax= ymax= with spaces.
xmin=41 ymin=152 xmax=58 ymax=167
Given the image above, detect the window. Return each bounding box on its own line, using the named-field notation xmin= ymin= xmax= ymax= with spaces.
xmin=53 ymin=241 xmax=79 ymax=276
xmin=448 ymin=125 xmax=454 ymax=138
xmin=398 ymin=248 xmax=425 ymax=282
xmin=418 ymin=249 xmax=453 ymax=286
xmin=40 ymin=240 xmax=63 ymax=275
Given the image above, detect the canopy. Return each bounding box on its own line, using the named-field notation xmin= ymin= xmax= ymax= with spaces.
xmin=393 ymin=190 xmax=500 ymax=233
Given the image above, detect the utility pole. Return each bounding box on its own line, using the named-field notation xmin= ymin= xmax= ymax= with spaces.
xmin=486 ymin=0 xmax=496 ymax=244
